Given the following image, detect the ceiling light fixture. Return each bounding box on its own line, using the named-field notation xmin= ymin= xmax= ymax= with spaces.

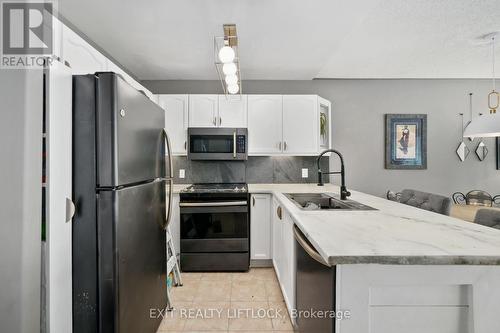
xmin=464 ymin=32 xmax=500 ymax=138
xmin=214 ymin=24 xmax=242 ymax=97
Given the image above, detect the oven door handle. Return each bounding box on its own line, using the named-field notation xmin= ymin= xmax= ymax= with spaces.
xmin=179 ymin=201 xmax=248 ymax=207
xmin=233 ymin=131 xmax=237 ymax=158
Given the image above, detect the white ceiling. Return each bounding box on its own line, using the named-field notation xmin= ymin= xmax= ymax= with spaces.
xmin=58 ymin=0 xmax=500 ymax=80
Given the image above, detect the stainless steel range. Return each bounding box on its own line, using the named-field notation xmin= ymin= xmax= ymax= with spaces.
xmin=179 ymin=183 xmax=249 ymax=271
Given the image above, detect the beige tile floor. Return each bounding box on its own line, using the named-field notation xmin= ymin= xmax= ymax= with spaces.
xmin=157 ymin=268 xmax=294 ymax=332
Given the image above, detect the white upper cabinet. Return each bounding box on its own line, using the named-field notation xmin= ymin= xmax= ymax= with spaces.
xmin=159 ymin=95 xmax=189 ymax=155
xmin=283 ymin=95 xmax=319 ymax=154
xmin=188 ymin=95 xmax=219 ymax=127
xmin=62 ymin=25 xmax=107 ymax=74
xmin=218 ymin=95 xmax=248 ymax=128
xmin=248 ymin=95 xmax=283 ymax=154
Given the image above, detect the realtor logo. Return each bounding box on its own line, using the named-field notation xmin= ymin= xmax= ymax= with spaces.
xmin=1 ymin=1 xmax=53 ymax=68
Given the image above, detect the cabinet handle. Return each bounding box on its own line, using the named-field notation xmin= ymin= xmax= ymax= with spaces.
xmin=279 ymin=142 xmax=282 ymax=151
xmin=284 ymin=141 xmax=287 ymax=151
xmin=184 ymin=141 xmax=187 ymax=150
xmin=277 ymin=206 xmax=282 ymax=220
xmin=213 ymin=117 xmax=216 ymax=126
xmin=219 ymin=117 xmax=222 ymax=126
xmin=252 ymin=197 xmax=255 ymax=206
xmin=66 ymin=197 xmax=75 ymax=223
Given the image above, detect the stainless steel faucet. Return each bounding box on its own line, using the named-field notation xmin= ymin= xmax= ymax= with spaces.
xmin=317 ymin=149 xmax=351 ymax=200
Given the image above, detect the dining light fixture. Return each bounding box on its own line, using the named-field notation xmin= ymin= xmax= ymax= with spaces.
xmin=214 ymin=24 xmax=242 ymax=96
xmin=464 ymin=32 xmax=500 ymax=138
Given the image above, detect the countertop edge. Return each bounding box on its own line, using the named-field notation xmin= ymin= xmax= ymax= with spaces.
xmin=248 ymin=184 xmax=500 ymax=266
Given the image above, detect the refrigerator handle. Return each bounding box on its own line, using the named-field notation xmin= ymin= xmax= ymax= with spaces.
xmin=165 ymin=179 xmax=174 ymax=229
xmin=162 ymin=129 xmax=174 ymax=178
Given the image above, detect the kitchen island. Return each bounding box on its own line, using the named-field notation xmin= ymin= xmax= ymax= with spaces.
xmin=249 ymin=184 xmax=500 ymax=333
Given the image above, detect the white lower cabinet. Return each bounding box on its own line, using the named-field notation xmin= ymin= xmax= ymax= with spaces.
xmin=271 ymin=198 xmax=296 ymax=318
xmin=336 ymin=265 xmax=500 ymax=333
xmin=250 ymin=194 xmax=272 ymax=260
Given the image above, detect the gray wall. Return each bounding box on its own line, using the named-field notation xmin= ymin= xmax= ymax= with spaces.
xmin=143 ymin=79 xmax=500 ymax=197
xmin=0 ymin=70 xmax=42 ymax=332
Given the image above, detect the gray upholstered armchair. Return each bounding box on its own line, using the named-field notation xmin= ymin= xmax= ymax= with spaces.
xmin=474 ymin=209 xmax=500 ymax=229
xmin=386 ymin=189 xmax=452 ymax=216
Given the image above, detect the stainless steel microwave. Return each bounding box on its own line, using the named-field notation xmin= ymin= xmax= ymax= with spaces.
xmin=187 ymin=127 xmax=248 ymax=160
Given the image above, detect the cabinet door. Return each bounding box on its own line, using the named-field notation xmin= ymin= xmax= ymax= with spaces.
xmin=188 ymin=95 xmax=218 ymax=127
xmin=158 ymin=95 xmax=188 ymax=155
xmin=250 ymin=194 xmax=271 ymax=260
xmin=218 ymin=95 xmax=248 ymax=127
xmin=283 ymin=95 xmax=318 ymax=155
xmin=62 ymin=25 xmax=107 ymax=74
xmin=248 ymin=95 xmax=283 ymax=155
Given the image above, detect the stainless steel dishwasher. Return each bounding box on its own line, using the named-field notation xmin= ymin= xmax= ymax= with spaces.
xmin=294 ymin=225 xmax=336 ymax=333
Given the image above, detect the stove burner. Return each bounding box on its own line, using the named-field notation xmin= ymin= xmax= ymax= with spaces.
xmin=182 ymin=183 xmax=248 ymax=193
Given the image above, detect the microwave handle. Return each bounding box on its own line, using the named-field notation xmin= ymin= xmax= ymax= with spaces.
xmin=233 ymin=131 xmax=237 ymax=158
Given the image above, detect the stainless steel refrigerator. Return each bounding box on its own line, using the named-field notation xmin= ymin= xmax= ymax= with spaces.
xmin=72 ymin=72 xmax=173 ymax=333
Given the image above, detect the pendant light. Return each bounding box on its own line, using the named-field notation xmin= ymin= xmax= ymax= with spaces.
xmin=464 ymin=33 xmax=500 ymax=138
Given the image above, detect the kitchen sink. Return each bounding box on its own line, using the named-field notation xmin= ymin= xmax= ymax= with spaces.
xmin=284 ymin=193 xmax=377 ymax=211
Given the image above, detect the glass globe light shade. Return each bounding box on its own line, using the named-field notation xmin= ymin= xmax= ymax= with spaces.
xmin=218 ymin=46 xmax=235 ymax=63
xmin=222 ymin=62 xmax=237 ymax=75
xmin=225 ymin=74 xmax=238 ymax=86
xmin=227 ymin=84 xmax=239 ymax=94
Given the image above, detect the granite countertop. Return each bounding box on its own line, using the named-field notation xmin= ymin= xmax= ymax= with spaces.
xmin=248 ymin=184 xmax=500 ymax=266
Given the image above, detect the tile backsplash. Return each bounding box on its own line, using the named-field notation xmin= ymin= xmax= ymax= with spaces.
xmin=172 ymin=156 xmax=330 ymax=184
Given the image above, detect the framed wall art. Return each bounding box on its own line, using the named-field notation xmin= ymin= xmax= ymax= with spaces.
xmin=385 ymin=114 xmax=427 ymax=169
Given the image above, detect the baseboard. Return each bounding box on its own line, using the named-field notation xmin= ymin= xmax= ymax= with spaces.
xmin=250 ymin=259 xmax=273 ymax=268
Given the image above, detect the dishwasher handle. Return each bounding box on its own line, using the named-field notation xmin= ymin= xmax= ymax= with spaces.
xmin=293 ymin=225 xmax=330 ymax=267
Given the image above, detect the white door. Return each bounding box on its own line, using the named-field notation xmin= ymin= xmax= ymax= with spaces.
xmin=282 ymin=95 xmax=318 ymax=155
xmin=188 ymin=95 xmax=219 ymax=127
xmin=46 ymin=61 xmax=73 ymax=333
xmin=250 ymin=194 xmax=272 ymax=260
xmin=159 ymin=95 xmax=189 ymax=155
xmin=248 ymin=95 xmax=283 ymax=155
xmin=218 ymin=95 xmax=248 ymax=127
xmin=62 ymin=25 xmax=107 ymax=74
